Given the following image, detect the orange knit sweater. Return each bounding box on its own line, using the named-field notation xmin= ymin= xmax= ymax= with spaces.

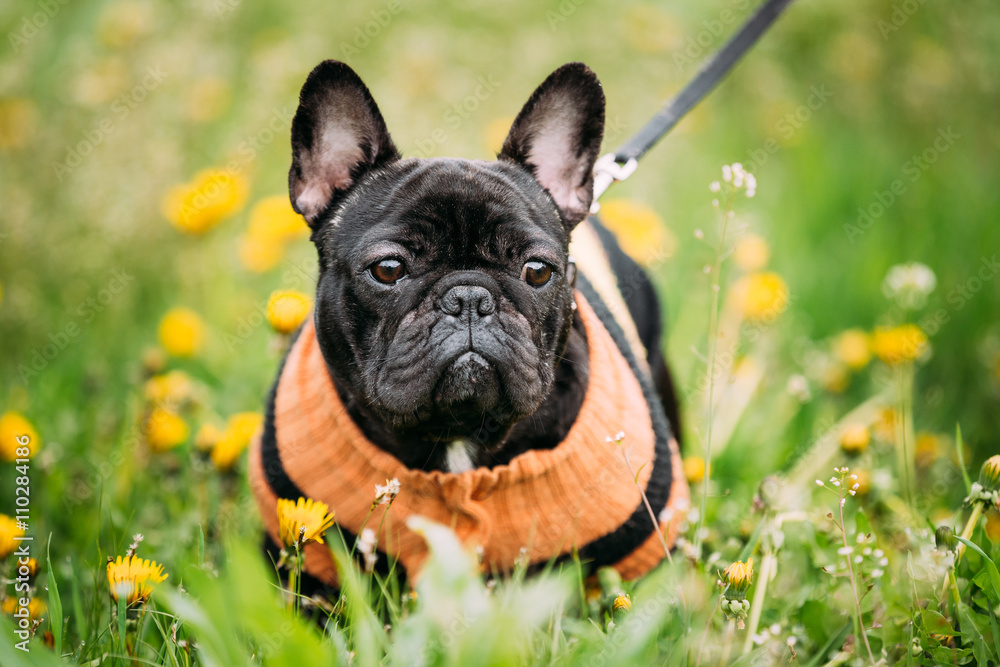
xmin=249 ymin=290 xmax=688 ymax=584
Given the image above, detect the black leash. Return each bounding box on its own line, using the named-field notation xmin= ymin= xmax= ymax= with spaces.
xmin=592 ymin=0 xmax=797 ymax=206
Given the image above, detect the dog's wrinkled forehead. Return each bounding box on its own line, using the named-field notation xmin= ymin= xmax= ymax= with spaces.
xmin=319 ymin=157 xmax=568 ymax=260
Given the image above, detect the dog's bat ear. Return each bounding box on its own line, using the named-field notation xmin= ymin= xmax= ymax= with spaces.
xmin=498 ymin=63 xmax=605 ymax=229
xmin=288 ymin=60 xmax=400 ymax=228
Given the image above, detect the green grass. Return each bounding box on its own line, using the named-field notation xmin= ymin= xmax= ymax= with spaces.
xmin=1 ymin=0 xmax=999 ymax=664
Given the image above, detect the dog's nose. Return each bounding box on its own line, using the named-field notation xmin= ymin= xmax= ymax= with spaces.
xmin=439 ymin=285 xmax=496 ymax=318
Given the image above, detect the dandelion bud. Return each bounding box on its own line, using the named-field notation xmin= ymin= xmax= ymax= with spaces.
xmin=934 ymin=525 xmax=955 ymax=551
xmin=612 ymin=593 xmax=632 ymax=617
xmin=979 ymin=455 xmax=1000 ymax=493
xmin=721 ymin=558 xmax=754 ymax=600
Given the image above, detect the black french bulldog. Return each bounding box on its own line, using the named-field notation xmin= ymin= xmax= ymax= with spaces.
xmin=286 ymin=60 xmax=680 ymax=473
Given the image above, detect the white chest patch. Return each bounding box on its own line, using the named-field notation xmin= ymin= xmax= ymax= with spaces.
xmin=445 ymin=438 xmax=475 ymax=473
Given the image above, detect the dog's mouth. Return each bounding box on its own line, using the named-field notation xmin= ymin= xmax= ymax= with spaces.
xmin=433 ymin=351 xmax=501 ymax=411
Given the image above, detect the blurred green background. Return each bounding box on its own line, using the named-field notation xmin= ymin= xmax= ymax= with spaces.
xmin=1 ymin=0 xmax=998 ymax=545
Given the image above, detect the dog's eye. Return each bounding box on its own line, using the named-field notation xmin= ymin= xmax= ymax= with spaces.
xmin=521 ymin=261 xmax=552 ymax=287
xmin=370 ymin=258 xmax=407 ymax=284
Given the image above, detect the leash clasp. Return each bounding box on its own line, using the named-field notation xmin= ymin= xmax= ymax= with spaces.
xmin=590 ymin=153 xmax=638 ymax=213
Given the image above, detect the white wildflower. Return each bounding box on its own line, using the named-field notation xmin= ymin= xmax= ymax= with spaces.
xmin=787 ymin=375 xmax=811 ymax=403
xmin=374 ymin=478 xmax=401 ymax=506
xmin=881 ymin=262 xmax=937 ymax=310
xmin=358 ymin=528 xmax=378 ymax=573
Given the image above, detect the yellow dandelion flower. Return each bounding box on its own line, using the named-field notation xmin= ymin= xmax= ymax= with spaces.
xmin=237 ymin=197 xmax=307 ymax=272
xmin=484 ymin=116 xmax=515 ymax=155
xmin=277 ymin=497 xmax=336 ymax=549
xmin=0 ymin=98 xmax=37 ymax=151
xmin=228 ymin=412 xmax=262 ymax=442
xmin=683 ymin=456 xmax=706 ymax=484
xmin=0 ymin=514 xmax=25 ymax=559
xmin=14 ymin=557 xmax=39 ymax=579
xmin=597 ymin=199 xmax=676 ymax=266
xmin=158 ymin=308 xmax=205 ymax=358
xmin=29 ymin=598 xmax=46 ymax=618
xmin=210 ymin=412 xmax=263 ymax=471
xmin=979 ymin=455 xmax=1000 ymax=493
xmin=840 ymin=424 xmax=870 ymax=455
xmin=106 ymin=555 xmax=168 ymax=606
xmin=0 ymin=411 xmax=40 ymax=461
xmin=145 ymin=407 xmax=188 ymax=453
xmin=722 ymin=558 xmax=754 ymax=597
xmin=612 ymin=592 xmax=632 ymax=612
xmin=238 ymin=234 xmax=285 ymax=273
xmin=833 ymin=329 xmax=871 ymax=370
xmin=915 ymin=432 xmax=941 ymax=467
xmin=186 ymin=77 xmax=232 ymax=123
xmin=2 ymin=597 xmax=46 ymax=619
xmin=266 ymin=290 xmax=312 ymax=335
xmin=732 ymin=272 xmax=789 ymax=322
xmin=871 ymin=325 xmax=928 ymax=366
xmin=194 ymin=423 xmax=223 ymax=453
xmin=144 ymin=370 xmax=194 ymax=408
xmin=247 ymin=196 xmax=309 ymax=243
xmin=733 ymin=234 xmax=770 ymax=272
xmin=161 ymin=168 xmax=248 ymax=235
xmin=2 ymin=598 xmax=17 ymax=616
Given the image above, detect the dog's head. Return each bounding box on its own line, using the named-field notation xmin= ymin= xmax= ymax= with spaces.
xmin=288 ymin=61 xmax=605 ymax=459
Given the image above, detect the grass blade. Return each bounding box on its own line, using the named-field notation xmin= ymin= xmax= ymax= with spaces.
xmin=954 ymin=424 xmax=972 ymax=494
xmin=954 ymin=536 xmax=1000 ymax=604
xmin=46 ymin=534 xmax=64 ymax=656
